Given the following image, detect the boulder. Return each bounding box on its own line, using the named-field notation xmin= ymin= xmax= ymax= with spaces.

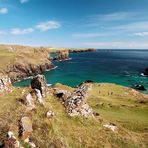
xmin=19 ymin=117 xmax=33 ymax=140
xmin=134 ymin=84 xmax=146 ymax=91
xmin=31 ymin=75 xmax=47 ymax=98
xmin=144 ymin=67 xmax=148 ymax=76
xmin=3 ymin=131 xmax=20 ymax=148
xmin=0 ymin=73 xmax=12 ymax=96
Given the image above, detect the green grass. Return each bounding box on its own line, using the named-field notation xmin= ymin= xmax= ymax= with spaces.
xmin=0 ymin=83 xmax=148 ymax=147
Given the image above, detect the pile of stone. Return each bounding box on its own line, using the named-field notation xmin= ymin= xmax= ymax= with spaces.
xmin=55 ymin=82 xmax=94 ymax=117
xmin=0 ymin=73 xmax=12 ymax=96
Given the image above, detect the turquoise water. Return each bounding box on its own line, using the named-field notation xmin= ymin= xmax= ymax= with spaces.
xmin=14 ymin=50 xmax=148 ymax=92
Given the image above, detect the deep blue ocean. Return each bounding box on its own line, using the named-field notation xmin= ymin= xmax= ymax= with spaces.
xmin=14 ymin=50 xmax=148 ymax=93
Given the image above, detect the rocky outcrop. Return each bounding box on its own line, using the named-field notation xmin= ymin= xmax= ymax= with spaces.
xmin=55 ymin=82 xmax=94 ymax=117
xmin=69 ymin=48 xmax=96 ymax=53
xmin=53 ymin=50 xmax=69 ymax=61
xmin=144 ymin=67 xmax=148 ymax=76
xmin=134 ymin=84 xmax=146 ymax=91
xmin=3 ymin=131 xmax=20 ymax=148
xmin=5 ymin=62 xmax=54 ymax=83
xmin=0 ymin=73 xmax=12 ymax=96
xmin=31 ymin=75 xmax=47 ymax=98
xmin=19 ymin=116 xmax=33 ymax=140
xmin=20 ymin=75 xmax=48 ymax=110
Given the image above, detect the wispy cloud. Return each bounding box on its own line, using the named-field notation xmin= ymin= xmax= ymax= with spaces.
xmin=73 ymin=33 xmax=111 ymax=38
xmin=11 ymin=28 xmax=34 ymax=35
xmin=20 ymin=0 xmax=29 ymax=4
xmin=114 ymin=21 xmax=148 ymax=31
xmin=0 ymin=8 xmax=8 ymax=14
xmin=89 ymin=12 xmax=135 ymax=22
xmin=36 ymin=20 xmax=61 ymax=31
xmin=134 ymin=32 xmax=148 ymax=37
xmin=82 ymin=41 xmax=148 ymax=49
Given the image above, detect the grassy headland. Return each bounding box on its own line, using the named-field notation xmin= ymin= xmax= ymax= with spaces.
xmin=0 ymin=83 xmax=148 ymax=147
xmin=0 ymin=44 xmax=148 ymax=147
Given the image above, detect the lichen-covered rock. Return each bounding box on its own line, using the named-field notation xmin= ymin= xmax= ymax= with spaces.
xmin=55 ymin=82 xmax=94 ymax=117
xmin=64 ymin=82 xmax=93 ymax=117
xmin=31 ymin=75 xmax=47 ymax=98
xmin=3 ymin=131 xmax=20 ymax=148
xmin=21 ymin=93 xmax=35 ymax=110
xmin=19 ymin=117 xmax=33 ymax=140
xmin=0 ymin=73 xmax=12 ymax=96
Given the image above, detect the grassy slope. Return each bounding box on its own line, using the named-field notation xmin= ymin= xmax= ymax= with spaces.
xmin=0 ymin=83 xmax=148 ymax=148
xmin=0 ymin=45 xmax=52 ymax=71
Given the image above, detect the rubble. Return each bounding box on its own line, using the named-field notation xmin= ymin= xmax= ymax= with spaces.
xmin=54 ymin=82 xmax=94 ymax=117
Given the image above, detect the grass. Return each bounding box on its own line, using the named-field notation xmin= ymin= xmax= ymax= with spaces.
xmin=0 ymin=83 xmax=148 ymax=147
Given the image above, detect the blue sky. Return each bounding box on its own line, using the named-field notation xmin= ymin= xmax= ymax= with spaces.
xmin=0 ymin=0 xmax=148 ymax=48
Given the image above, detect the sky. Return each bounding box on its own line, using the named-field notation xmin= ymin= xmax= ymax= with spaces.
xmin=0 ymin=0 xmax=148 ymax=49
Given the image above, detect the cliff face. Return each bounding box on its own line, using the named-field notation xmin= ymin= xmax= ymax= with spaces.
xmin=5 ymin=62 xmax=54 ymax=83
xmin=0 ymin=45 xmax=54 ymax=83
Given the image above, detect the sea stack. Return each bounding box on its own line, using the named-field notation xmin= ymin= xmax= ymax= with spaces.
xmin=144 ymin=67 xmax=148 ymax=76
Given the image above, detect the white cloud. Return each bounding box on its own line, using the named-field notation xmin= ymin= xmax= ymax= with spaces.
xmin=11 ymin=28 xmax=34 ymax=35
xmin=20 ymin=0 xmax=29 ymax=4
xmin=36 ymin=21 xmax=61 ymax=31
xmin=82 ymin=41 xmax=148 ymax=49
xmin=133 ymin=32 xmax=148 ymax=37
xmin=0 ymin=8 xmax=8 ymax=14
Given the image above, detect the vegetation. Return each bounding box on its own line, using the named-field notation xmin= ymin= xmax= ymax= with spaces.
xmin=0 ymin=83 xmax=148 ymax=147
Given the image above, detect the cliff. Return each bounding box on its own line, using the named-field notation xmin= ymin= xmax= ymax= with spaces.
xmin=0 ymin=45 xmax=54 ymax=83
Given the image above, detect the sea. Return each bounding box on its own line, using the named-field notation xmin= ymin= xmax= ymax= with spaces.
xmin=14 ymin=49 xmax=148 ymax=93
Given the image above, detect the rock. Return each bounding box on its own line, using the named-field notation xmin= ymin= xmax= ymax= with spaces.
xmin=47 ymin=110 xmax=54 ymax=118
xmin=64 ymin=82 xmax=93 ymax=117
xmin=53 ymin=50 xmax=69 ymax=61
xmin=0 ymin=73 xmax=12 ymax=96
xmin=19 ymin=117 xmax=33 ymax=140
xmin=55 ymin=89 xmax=71 ymax=102
xmin=20 ymin=93 xmax=35 ymax=110
xmin=103 ymin=123 xmax=117 ymax=132
xmin=24 ymin=138 xmax=36 ymax=148
xmin=144 ymin=67 xmax=148 ymax=76
xmin=34 ymin=89 xmax=44 ymax=104
xmin=3 ymin=131 xmax=20 ymax=148
xmin=134 ymin=84 xmax=146 ymax=91
xmin=31 ymin=75 xmax=47 ymax=98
